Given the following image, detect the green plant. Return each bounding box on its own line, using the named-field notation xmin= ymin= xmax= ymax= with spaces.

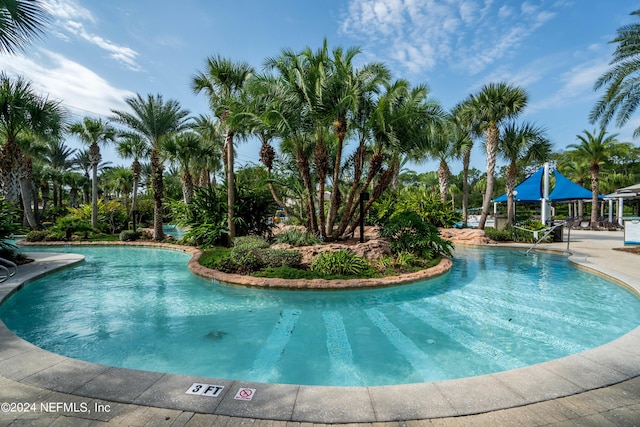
xmin=119 ymin=230 xmax=140 ymax=241
xmin=258 ymin=248 xmax=302 ymax=268
xmin=394 ymin=251 xmax=421 ymax=269
xmin=484 ymin=227 xmax=513 ymax=241
xmin=372 ymin=188 xmax=461 ymax=228
xmin=233 ymin=236 xmax=270 ymax=250
xmin=51 ymin=216 xmax=93 ymax=240
xmin=311 ymin=250 xmax=374 ymax=277
xmin=274 ymin=229 xmax=322 ymax=246
xmin=379 ymin=211 xmax=453 ymax=259
xmin=25 ymin=230 xmax=48 ymax=242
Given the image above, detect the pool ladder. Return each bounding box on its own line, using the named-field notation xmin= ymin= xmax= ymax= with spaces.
xmin=526 ymin=223 xmax=568 ymax=256
xmin=0 ymin=257 xmax=17 ymax=283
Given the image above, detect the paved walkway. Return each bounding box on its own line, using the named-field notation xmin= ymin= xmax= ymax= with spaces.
xmin=0 ymin=230 xmax=639 ymax=426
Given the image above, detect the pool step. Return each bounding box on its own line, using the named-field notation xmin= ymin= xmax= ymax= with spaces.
xmin=249 ymin=309 xmax=301 ymax=382
xmin=365 ymin=307 xmax=446 ymax=380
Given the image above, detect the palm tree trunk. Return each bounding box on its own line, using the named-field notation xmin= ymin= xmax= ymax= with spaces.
xmin=19 ymin=158 xmax=38 ymax=229
xmin=437 ymin=159 xmax=450 ymax=203
xmin=335 ymin=141 xmax=366 ymax=238
xmin=0 ymin=140 xmax=22 ymax=204
xmin=462 ymin=150 xmax=470 ymax=227
xmin=226 ymin=131 xmax=236 ymax=244
xmin=91 ymin=164 xmax=98 ymax=227
xmin=314 ymin=139 xmax=328 ymax=240
xmin=150 ymin=148 xmax=164 ymax=241
xmin=130 ymin=160 xmax=140 ymax=218
xmin=327 ymin=120 xmax=347 ymax=236
xmin=590 ymin=167 xmax=600 ymax=228
xmin=479 ymin=125 xmax=499 ymax=229
xmin=505 ymin=162 xmax=518 ymax=225
xmin=182 ymin=169 xmax=193 ymax=205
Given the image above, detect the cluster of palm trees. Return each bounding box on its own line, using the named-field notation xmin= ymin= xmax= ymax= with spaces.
xmin=2 ymin=0 xmax=640 ymax=241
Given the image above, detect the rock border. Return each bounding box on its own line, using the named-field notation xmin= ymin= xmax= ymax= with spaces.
xmin=19 ymin=240 xmax=453 ymax=290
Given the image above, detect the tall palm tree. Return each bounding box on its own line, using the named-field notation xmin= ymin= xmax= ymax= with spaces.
xmin=567 ymin=128 xmax=624 ymax=228
xmin=499 ymin=122 xmax=551 ymax=224
xmin=43 ymin=137 xmax=75 ymax=208
xmin=69 ymin=117 xmax=116 ymax=228
xmin=0 ymin=0 xmax=49 ymax=54
xmin=458 ymin=82 xmax=528 ymax=229
xmin=192 ymin=56 xmax=254 ymax=243
xmin=111 ymin=93 xmax=190 ymax=241
xmin=0 ymin=72 xmax=64 ymax=227
xmin=423 ymin=121 xmax=457 ymax=203
xmin=590 ymin=9 xmax=640 ymax=137
xmin=161 ymin=131 xmax=203 ymax=204
xmin=116 ymin=133 xmax=150 ymax=217
xmin=450 ymin=104 xmax=475 ymax=227
xmin=191 ymin=114 xmax=224 ymax=187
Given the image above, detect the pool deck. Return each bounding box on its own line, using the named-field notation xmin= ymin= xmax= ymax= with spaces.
xmin=1 ymin=229 xmax=640 ymax=426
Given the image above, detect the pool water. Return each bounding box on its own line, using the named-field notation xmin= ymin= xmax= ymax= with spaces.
xmin=1 ymin=246 xmax=639 ymax=386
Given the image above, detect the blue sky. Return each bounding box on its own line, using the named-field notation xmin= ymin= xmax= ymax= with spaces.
xmin=2 ymin=0 xmax=638 ymax=174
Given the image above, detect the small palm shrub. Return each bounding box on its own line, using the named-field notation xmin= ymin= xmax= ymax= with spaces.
xmin=311 ymin=250 xmax=375 ymax=277
xmin=51 ymin=216 xmax=94 ymax=240
xmin=379 ymin=211 xmax=453 ymax=259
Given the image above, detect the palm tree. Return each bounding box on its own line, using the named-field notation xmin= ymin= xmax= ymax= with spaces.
xmin=62 ymin=171 xmax=86 ymax=208
xmin=499 ymin=122 xmax=551 ymax=224
xmin=0 ymin=0 xmax=49 ymax=54
xmin=192 ymin=56 xmax=254 ymax=243
xmin=116 ymin=133 xmax=150 ymax=217
xmin=69 ymin=117 xmax=116 ymax=228
xmin=458 ymin=82 xmax=528 ymax=229
xmin=450 ymin=104 xmax=475 ymax=227
xmin=0 ymin=72 xmax=64 ymax=228
xmin=191 ymin=114 xmax=224 ymax=187
xmin=567 ymin=128 xmax=625 ymax=228
xmin=161 ymin=132 xmax=203 ymax=204
xmin=42 ymin=137 xmax=75 ymax=208
xmin=111 ymin=93 xmax=190 ymax=241
xmin=101 ymin=166 xmax=133 ymax=210
xmin=590 ymin=9 xmax=640 ymax=136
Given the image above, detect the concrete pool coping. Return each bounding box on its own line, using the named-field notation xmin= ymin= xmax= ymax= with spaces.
xmin=0 ymin=229 xmax=638 ymax=424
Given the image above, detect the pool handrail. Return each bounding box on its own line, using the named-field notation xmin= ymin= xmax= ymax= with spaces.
xmin=0 ymin=256 xmax=17 ymax=281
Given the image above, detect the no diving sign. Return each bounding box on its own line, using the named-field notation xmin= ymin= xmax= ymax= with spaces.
xmin=234 ymin=388 xmax=256 ymax=401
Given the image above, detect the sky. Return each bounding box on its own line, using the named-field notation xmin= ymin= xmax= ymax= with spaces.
xmin=1 ymin=0 xmax=638 ymax=175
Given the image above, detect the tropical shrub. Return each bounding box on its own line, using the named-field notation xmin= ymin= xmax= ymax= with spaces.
xmin=25 ymin=230 xmax=48 ymax=242
xmin=67 ymin=200 xmax=128 ymax=234
xmin=173 ymin=185 xmax=228 ymax=248
xmin=234 ymin=166 xmax=278 ymax=237
xmin=378 ymin=211 xmax=453 ymax=259
xmin=373 ymin=187 xmax=461 ymax=228
xmin=274 ymin=229 xmax=322 ymax=246
xmin=259 ymin=248 xmax=302 ymax=268
xmin=310 ymin=250 xmax=375 ymax=277
xmin=51 ymin=216 xmax=93 ymax=240
xmin=119 ymin=230 xmax=140 ymax=241
xmin=233 ymin=235 xmax=270 ymax=251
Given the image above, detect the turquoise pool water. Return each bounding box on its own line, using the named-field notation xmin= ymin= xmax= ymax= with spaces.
xmin=1 ymin=245 xmax=639 ymax=386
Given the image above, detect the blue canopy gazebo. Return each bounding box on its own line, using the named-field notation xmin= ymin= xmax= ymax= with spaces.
xmin=493 ymin=165 xmax=602 ymax=223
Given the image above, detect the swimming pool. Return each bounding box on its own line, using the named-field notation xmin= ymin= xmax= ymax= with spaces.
xmin=1 ymin=245 xmax=639 ymax=386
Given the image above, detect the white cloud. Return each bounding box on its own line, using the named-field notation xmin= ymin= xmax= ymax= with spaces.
xmin=42 ymin=0 xmax=141 ymax=71
xmin=3 ymin=49 xmax=134 ymax=118
xmin=529 ymin=59 xmax=609 ymax=113
xmin=340 ymin=0 xmax=564 ymax=76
